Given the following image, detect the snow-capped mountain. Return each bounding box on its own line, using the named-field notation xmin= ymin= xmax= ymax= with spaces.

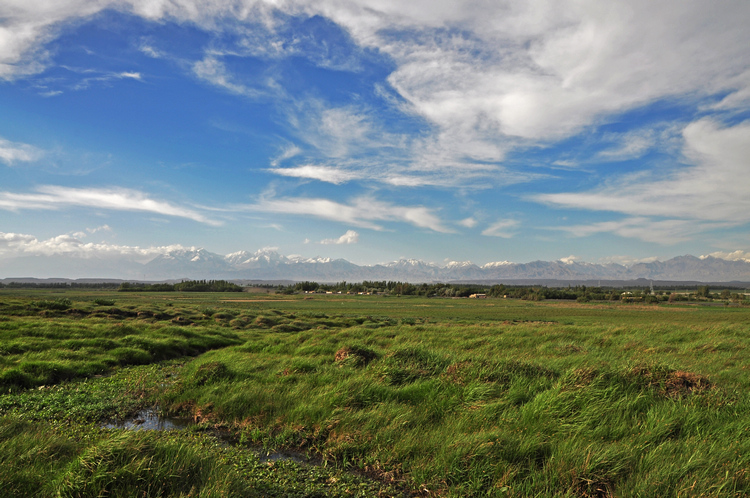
xmin=5 ymin=247 xmax=750 ymax=282
xmin=132 ymin=249 xmax=750 ymax=282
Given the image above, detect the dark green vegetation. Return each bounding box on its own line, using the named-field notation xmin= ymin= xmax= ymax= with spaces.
xmin=282 ymin=281 xmax=750 ymax=304
xmin=118 ymin=279 xmax=245 ymax=292
xmin=0 ymin=289 xmax=748 ymax=497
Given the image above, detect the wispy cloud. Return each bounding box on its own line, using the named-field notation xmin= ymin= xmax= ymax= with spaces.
xmin=0 ymin=137 xmax=43 ymax=165
xmin=192 ymin=55 xmax=266 ymax=98
xmin=533 ymin=118 xmax=750 ymax=241
xmin=64 ymin=68 xmax=144 ymax=91
xmin=598 ymin=255 xmax=660 ymax=266
xmin=481 ymin=219 xmax=519 ymax=238
xmin=239 ymin=194 xmax=451 ymax=232
xmin=548 ymin=217 xmax=730 ymax=245
xmin=0 ymin=185 xmax=222 ymax=226
xmin=269 ymin=165 xmax=361 ymax=185
xmin=270 ymin=144 xmax=302 ymax=167
xmin=10 ymin=1 xmax=743 ymax=188
xmin=320 ymin=229 xmax=359 ymax=244
xmin=459 ymin=217 xmax=477 ymax=228
xmin=597 ymin=129 xmax=656 ymax=161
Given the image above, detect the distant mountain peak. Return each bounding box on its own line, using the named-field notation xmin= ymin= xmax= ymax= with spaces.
xmin=444 ymin=260 xmax=476 ymax=269
xmin=482 ymin=261 xmax=513 ymax=268
xmin=126 ymin=248 xmax=750 ymax=282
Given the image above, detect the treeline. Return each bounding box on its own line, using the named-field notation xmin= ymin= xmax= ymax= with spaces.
xmin=280 ymin=281 xmax=608 ymax=299
xmin=279 ymin=281 xmax=748 ymax=303
xmin=118 ymin=280 xmax=243 ymax=292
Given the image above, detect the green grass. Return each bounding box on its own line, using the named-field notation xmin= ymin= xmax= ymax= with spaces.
xmin=0 ymin=289 xmax=749 ymax=496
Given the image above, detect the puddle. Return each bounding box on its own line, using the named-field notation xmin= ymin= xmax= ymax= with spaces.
xmin=102 ymin=409 xmax=312 ymax=465
xmin=102 ymin=408 xmax=194 ymax=431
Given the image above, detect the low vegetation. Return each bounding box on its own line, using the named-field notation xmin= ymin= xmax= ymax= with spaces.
xmin=0 ymin=288 xmax=748 ymax=496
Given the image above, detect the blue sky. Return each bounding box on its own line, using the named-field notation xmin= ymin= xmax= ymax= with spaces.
xmin=1 ymin=0 xmax=750 ymax=275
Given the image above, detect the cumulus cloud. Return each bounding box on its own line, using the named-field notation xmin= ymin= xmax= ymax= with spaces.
xmin=481 ymin=219 xmax=519 ymax=238
xmin=0 ymin=185 xmax=222 ymax=226
xmin=0 ymin=137 xmax=43 ymax=165
xmin=0 ymin=231 xmax=186 ymax=262
xmin=239 ymin=194 xmax=451 ymax=232
xmin=320 ymin=229 xmax=359 ymax=244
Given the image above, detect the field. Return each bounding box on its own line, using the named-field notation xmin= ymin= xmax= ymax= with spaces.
xmin=0 ymin=288 xmax=748 ymax=497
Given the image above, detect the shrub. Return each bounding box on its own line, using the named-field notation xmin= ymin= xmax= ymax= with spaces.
xmin=32 ymin=298 xmax=72 ymax=311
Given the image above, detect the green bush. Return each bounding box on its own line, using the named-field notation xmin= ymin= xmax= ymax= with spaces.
xmin=31 ymin=298 xmax=72 ymax=311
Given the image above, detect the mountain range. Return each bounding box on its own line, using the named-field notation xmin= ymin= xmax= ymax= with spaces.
xmin=147 ymin=249 xmax=750 ymax=282
xmin=3 ymin=247 xmax=745 ymax=283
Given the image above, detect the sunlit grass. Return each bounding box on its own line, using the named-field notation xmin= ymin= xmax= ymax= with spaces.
xmin=0 ymin=288 xmax=749 ymax=496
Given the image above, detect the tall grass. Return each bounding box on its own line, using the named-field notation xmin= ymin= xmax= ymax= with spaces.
xmin=1 ymin=289 xmax=749 ymax=496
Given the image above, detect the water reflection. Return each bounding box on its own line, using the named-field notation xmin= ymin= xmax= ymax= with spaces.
xmin=102 ymin=408 xmax=193 ymax=431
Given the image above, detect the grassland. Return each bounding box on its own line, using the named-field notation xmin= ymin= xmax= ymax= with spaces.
xmin=0 ymin=288 xmax=748 ymax=497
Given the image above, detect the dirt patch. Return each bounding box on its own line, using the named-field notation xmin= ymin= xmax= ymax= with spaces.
xmin=627 ymin=366 xmax=711 ymax=397
xmin=664 ymin=370 xmax=711 ymax=397
xmin=335 ymin=346 xmax=378 ymax=367
xmin=444 ymin=361 xmax=472 ymax=385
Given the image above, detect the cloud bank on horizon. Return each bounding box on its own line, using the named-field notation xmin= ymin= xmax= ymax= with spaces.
xmin=1 ymin=0 xmax=749 ymax=275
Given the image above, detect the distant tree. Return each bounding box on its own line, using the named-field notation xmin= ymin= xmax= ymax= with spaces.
xmin=697 ymin=286 xmax=711 ymax=299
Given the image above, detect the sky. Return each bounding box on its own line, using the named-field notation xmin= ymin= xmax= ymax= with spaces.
xmin=1 ymin=0 xmax=750 ymax=275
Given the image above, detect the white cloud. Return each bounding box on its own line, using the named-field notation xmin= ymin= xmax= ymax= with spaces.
xmin=118 ymin=71 xmax=142 ymax=80
xmin=0 ymin=231 xmax=186 ymax=262
xmin=239 ymin=194 xmax=451 ymax=232
xmin=0 ymin=185 xmax=222 ymax=226
xmin=86 ymin=224 xmax=112 ymax=234
xmin=2 ymin=0 xmax=750 ymax=191
xmin=598 ymin=254 xmax=659 ymax=266
xmin=549 ymin=217 xmax=730 ymax=245
xmin=597 ymin=129 xmax=655 ymax=161
xmin=192 ymin=55 xmax=265 ymax=98
xmin=270 ymin=144 xmax=302 ymax=167
xmin=268 ymin=165 xmax=361 ymax=184
xmin=533 ymin=118 xmax=750 ymax=241
xmin=459 ymin=217 xmax=477 ymax=228
xmin=481 ymin=219 xmax=519 ymax=238
xmin=283 ymin=99 xmax=407 ymax=161
xmin=320 ymin=229 xmax=359 ymax=244
xmin=701 ymin=250 xmax=750 ymax=263
xmin=559 ymin=255 xmax=577 ymax=264
xmin=0 ymin=137 xmax=43 ymax=165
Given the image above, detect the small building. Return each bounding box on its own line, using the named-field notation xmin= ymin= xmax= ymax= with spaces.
xmin=469 ymin=293 xmax=487 ymax=299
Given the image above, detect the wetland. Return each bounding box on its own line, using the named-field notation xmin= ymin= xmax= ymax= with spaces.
xmin=0 ymin=288 xmax=748 ymax=496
